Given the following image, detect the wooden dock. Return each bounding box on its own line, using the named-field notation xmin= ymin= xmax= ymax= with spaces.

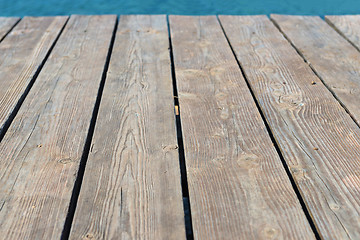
xmin=0 ymin=14 xmax=360 ymax=239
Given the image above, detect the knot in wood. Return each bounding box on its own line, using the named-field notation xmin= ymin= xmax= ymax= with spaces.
xmin=261 ymin=226 xmax=279 ymax=239
xmin=58 ymin=157 xmax=73 ymax=164
xmin=162 ymin=144 xmax=179 ymax=151
xmin=329 ymin=203 xmax=340 ymax=211
xmin=83 ymin=233 xmax=95 ymax=239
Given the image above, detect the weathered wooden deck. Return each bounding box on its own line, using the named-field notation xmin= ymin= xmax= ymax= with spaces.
xmin=0 ymin=14 xmax=360 ymax=239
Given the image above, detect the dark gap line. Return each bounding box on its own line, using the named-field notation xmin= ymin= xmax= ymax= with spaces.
xmin=217 ymin=16 xmax=322 ymax=240
xmin=324 ymin=17 xmax=360 ymax=53
xmin=0 ymin=17 xmax=69 ymax=143
xmin=0 ymin=17 xmax=21 ymax=43
xmin=167 ymin=15 xmax=194 ymax=240
xmin=60 ymin=16 xmax=119 ymax=240
xmin=271 ymin=17 xmax=360 ymax=133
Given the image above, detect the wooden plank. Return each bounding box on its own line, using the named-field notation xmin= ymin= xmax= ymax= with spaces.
xmin=325 ymin=15 xmax=360 ymax=50
xmin=271 ymin=14 xmax=360 ymax=127
xmin=170 ymin=15 xmax=314 ymax=240
xmin=0 ymin=15 xmax=116 ymax=239
xmin=0 ymin=17 xmax=19 ymax=41
xmin=0 ymin=16 xmax=68 ymax=136
xmin=69 ymin=15 xmax=186 ymax=240
xmin=219 ymin=15 xmax=360 ymax=239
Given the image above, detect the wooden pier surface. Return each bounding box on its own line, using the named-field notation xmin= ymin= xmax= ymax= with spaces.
xmin=0 ymin=14 xmax=360 ymax=239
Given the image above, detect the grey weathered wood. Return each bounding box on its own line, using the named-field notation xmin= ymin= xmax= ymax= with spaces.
xmin=0 ymin=17 xmax=19 ymax=41
xmin=271 ymin=14 xmax=360 ymax=127
xmin=170 ymin=15 xmax=314 ymax=240
xmin=0 ymin=15 xmax=116 ymax=239
xmin=325 ymin=15 xmax=360 ymax=50
xmin=0 ymin=16 xmax=68 ymax=136
xmin=69 ymin=15 xmax=186 ymax=240
xmin=220 ymin=15 xmax=360 ymax=239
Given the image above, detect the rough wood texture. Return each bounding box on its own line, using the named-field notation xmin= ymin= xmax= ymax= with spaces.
xmin=69 ymin=15 xmax=186 ymax=240
xmin=0 ymin=17 xmax=19 ymax=41
xmin=271 ymin=14 xmax=360 ymax=127
xmin=170 ymin=15 xmax=314 ymax=240
xmin=0 ymin=16 xmax=68 ymax=136
xmin=0 ymin=15 xmax=116 ymax=239
xmin=325 ymin=15 xmax=360 ymax=50
xmin=219 ymin=15 xmax=360 ymax=239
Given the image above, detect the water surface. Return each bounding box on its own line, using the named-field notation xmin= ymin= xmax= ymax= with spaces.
xmin=0 ymin=0 xmax=359 ymax=16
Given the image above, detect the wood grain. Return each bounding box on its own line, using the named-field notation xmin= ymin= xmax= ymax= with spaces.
xmin=0 ymin=16 xmax=68 ymax=137
xmin=0 ymin=17 xmax=19 ymax=41
xmin=271 ymin=14 xmax=360 ymax=127
xmin=220 ymin=15 xmax=360 ymax=239
xmin=325 ymin=15 xmax=360 ymax=50
xmin=69 ymin=15 xmax=186 ymax=240
xmin=0 ymin=15 xmax=116 ymax=239
xmin=170 ymin=15 xmax=314 ymax=240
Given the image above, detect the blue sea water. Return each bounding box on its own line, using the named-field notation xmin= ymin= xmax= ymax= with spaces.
xmin=0 ymin=0 xmax=359 ymax=16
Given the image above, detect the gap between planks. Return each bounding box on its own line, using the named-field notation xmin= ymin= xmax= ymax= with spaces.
xmin=170 ymin=15 xmax=314 ymax=239
xmin=68 ymin=15 xmax=186 ymax=240
xmin=270 ymin=15 xmax=360 ymax=131
xmin=61 ymin=16 xmax=119 ymax=240
xmin=220 ymin=15 xmax=360 ymax=239
xmin=217 ymin=15 xmax=321 ymax=240
xmin=0 ymin=15 xmax=117 ymax=239
xmin=2 ymin=14 xmax=360 ymax=240
xmin=0 ymin=17 xmax=69 ymax=141
xmin=167 ymin=15 xmax=195 ymax=240
xmin=0 ymin=17 xmax=20 ymax=43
